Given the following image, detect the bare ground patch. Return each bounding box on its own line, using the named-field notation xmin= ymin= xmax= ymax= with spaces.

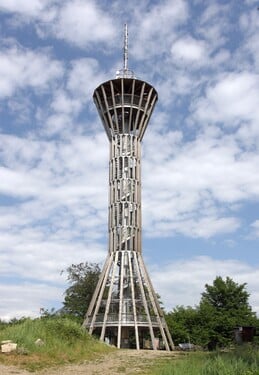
xmin=0 ymin=350 xmax=179 ymax=375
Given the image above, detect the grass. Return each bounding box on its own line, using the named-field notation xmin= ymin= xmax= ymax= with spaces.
xmin=152 ymin=346 xmax=259 ymax=375
xmin=0 ymin=316 xmax=114 ymax=371
xmin=1 ymin=319 xmax=259 ymax=374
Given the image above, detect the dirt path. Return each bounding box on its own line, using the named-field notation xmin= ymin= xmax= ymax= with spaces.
xmin=0 ymin=350 xmax=179 ymax=375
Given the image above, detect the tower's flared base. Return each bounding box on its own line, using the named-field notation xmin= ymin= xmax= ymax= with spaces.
xmin=83 ymin=250 xmax=174 ymax=350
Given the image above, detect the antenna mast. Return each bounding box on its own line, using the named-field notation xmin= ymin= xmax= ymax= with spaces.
xmin=123 ymin=23 xmax=128 ymax=71
xmin=116 ymin=23 xmax=135 ymax=79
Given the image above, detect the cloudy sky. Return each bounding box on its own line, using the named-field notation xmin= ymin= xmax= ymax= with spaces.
xmin=0 ymin=0 xmax=259 ymax=321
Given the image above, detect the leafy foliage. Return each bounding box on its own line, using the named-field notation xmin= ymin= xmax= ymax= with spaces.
xmin=201 ymin=276 xmax=251 ymax=312
xmin=166 ymin=276 xmax=258 ymax=348
xmin=199 ymin=276 xmax=257 ymax=347
xmin=62 ymin=262 xmax=101 ymax=321
xmin=0 ymin=319 xmax=8 ymax=328
xmin=166 ymin=306 xmax=200 ymax=344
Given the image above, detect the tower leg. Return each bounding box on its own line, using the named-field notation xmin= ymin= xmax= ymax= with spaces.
xmin=128 ymin=251 xmax=140 ymax=350
xmin=83 ymin=250 xmax=173 ymax=351
xmin=133 ymin=252 xmax=157 ymax=350
xmin=100 ymin=251 xmax=119 ymax=341
xmin=83 ymin=254 xmax=110 ymax=329
xmin=138 ymin=255 xmax=174 ymax=350
xmin=117 ymin=251 xmax=125 ymax=348
xmin=88 ymin=254 xmax=114 ymax=334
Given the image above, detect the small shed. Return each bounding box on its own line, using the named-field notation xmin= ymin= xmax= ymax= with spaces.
xmin=234 ymin=326 xmax=256 ymax=344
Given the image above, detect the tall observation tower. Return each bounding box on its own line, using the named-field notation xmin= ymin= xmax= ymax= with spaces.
xmin=83 ymin=25 xmax=174 ymax=351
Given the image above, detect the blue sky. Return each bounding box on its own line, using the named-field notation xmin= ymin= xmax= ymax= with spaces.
xmin=0 ymin=0 xmax=259 ymax=320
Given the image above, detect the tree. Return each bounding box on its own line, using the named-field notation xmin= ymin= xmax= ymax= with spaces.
xmin=62 ymin=262 xmax=101 ymax=321
xmin=166 ymin=306 xmax=200 ymax=345
xmin=166 ymin=276 xmax=258 ymax=348
xmin=199 ymin=276 xmax=257 ymax=347
xmin=201 ymin=276 xmax=251 ymax=312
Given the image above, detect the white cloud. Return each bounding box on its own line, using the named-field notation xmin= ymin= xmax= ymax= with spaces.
xmin=150 ymin=256 xmax=259 ymax=315
xmin=132 ymin=0 xmax=189 ymax=60
xmin=67 ymin=58 xmax=107 ymax=98
xmin=197 ymin=3 xmax=230 ymax=49
xmin=0 ymin=166 xmax=45 ymax=197
xmin=148 ymin=216 xmax=240 ymax=239
xmin=0 ymin=46 xmax=63 ymax=98
xmin=0 ymin=133 xmax=108 ymax=201
xmin=51 ymin=91 xmax=82 ymax=115
xmin=171 ymin=36 xmax=207 ymax=65
xmin=0 ymin=1 xmax=117 ymax=49
xmin=0 ymin=283 xmax=64 ymax=321
xmin=0 ymin=224 xmax=107 ymax=319
xmin=0 ymin=133 xmax=109 ymax=243
xmin=0 ymin=229 xmax=106 ymax=282
xmin=142 ymin=127 xmax=259 ymax=237
xmin=46 ymin=0 xmax=116 ymax=48
xmin=0 ymin=132 xmax=110 ymax=321
xmin=200 ymin=3 xmax=229 ymax=25
xmin=239 ymin=7 xmax=259 ymax=73
xmin=0 ymin=0 xmax=46 ymax=17
xmin=251 ymin=220 xmax=259 ymax=238
xmin=239 ymin=5 xmax=259 ymax=37
xmin=42 ymin=58 xmax=107 ymax=136
xmin=192 ymin=72 xmax=259 ymax=128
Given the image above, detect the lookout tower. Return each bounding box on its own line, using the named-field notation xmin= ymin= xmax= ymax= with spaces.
xmin=83 ymin=25 xmax=174 ymax=351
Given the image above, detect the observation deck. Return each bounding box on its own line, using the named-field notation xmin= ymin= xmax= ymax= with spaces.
xmin=93 ymin=78 xmax=158 ymax=141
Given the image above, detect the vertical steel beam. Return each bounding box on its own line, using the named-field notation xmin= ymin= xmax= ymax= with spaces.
xmin=140 ymin=256 xmax=175 ymax=350
xmin=100 ymin=250 xmax=119 ymax=341
xmin=133 ymin=252 xmax=156 ymax=350
xmin=128 ymin=250 xmax=140 ymax=349
xmin=83 ymin=253 xmax=110 ymax=328
xmin=89 ymin=253 xmax=114 ymax=334
xmin=138 ymin=255 xmax=170 ymax=351
xmin=117 ymin=251 xmax=125 ymax=348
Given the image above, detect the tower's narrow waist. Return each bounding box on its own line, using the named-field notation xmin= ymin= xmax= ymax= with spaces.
xmin=109 ymin=134 xmax=142 ymax=253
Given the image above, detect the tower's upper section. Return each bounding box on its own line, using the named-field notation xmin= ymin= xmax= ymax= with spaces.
xmin=93 ymin=24 xmax=158 ymax=141
xmin=93 ymin=78 xmax=158 ymax=141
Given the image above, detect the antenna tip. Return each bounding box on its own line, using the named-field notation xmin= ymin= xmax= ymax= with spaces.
xmin=116 ymin=24 xmax=136 ymax=79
